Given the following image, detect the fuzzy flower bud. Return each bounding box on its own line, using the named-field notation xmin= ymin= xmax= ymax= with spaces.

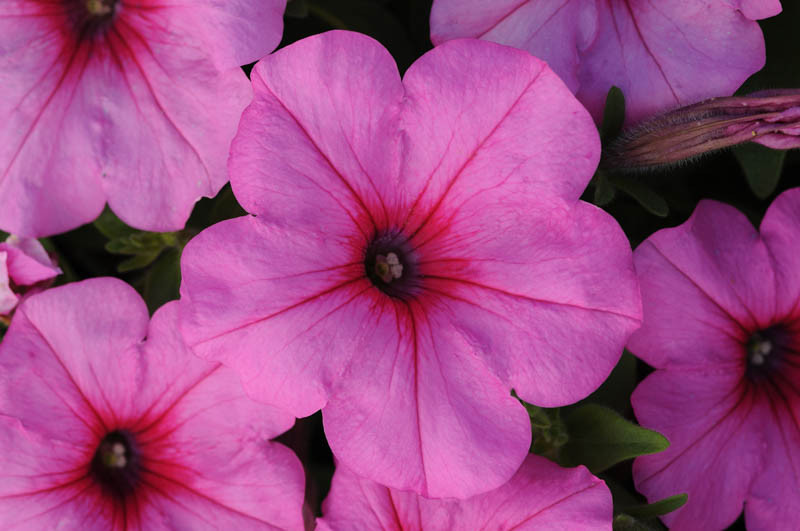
xmin=603 ymin=90 xmax=800 ymax=171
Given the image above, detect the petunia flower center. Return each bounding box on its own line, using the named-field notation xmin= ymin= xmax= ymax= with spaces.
xmin=375 ymin=252 xmax=404 ymax=283
xmin=85 ymin=0 xmax=117 ymax=17
xmin=747 ymin=332 xmax=772 ymax=367
xmin=90 ymin=429 xmax=140 ymax=499
xmin=745 ymin=324 xmax=794 ymax=381
xmin=364 ymin=230 xmax=420 ymax=299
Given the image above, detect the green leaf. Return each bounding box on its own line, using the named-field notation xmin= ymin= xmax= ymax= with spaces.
xmin=622 ymin=494 xmax=689 ymax=519
xmin=0 ymin=230 xmax=8 ymax=241
xmin=140 ymin=247 xmax=182 ymax=313
xmin=593 ymin=170 xmax=617 ymax=206
xmin=579 ymin=351 xmax=637 ymax=415
xmin=93 ymin=207 xmax=137 ymax=240
xmin=734 ymin=143 xmax=786 ymax=199
xmin=612 ymin=514 xmax=660 ymax=531
xmin=600 ymin=86 xmax=626 ymax=141
xmin=117 ymin=252 xmax=160 ymax=273
xmin=559 ymin=404 xmax=669 ymax=473
xmin=285 ymin=0 xmax=309 ymax=18
xmin=608 ymin=175 xmax=669 ymax=217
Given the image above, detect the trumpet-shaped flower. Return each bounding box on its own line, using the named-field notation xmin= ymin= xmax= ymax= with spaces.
xmin=430 ymin=0 xmax=781 ymax=124
xmin=629 ymin=188 xmax=800 ymax=530
xmin=0 ymin=235 xmax=60 ymax=316
xmin=317 ymin=455 xmax=612 ymax=530
xmin=0 ymin=279 xmax=305 ymax=530
xmin=0 ymin=0 xmax=286 ymax=237
xmin=179 ymin=31 xmax=642 ymax=498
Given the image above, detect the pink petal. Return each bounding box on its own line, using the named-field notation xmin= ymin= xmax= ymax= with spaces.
xmin=98 ymin=13 xmax=251 ymax=231
xmin=134 ymin=443 xmax=304 ymax=530
xmin=401 ymin=38 xmax=599 ymax=206
xmin=139 ymin=440 xmax=306 ymax=530
xmin=322 ymin=302 xmax=531 ymax=498
xmin=632 ymin=368 xmax=764 ymax=530
xmin=577 ymin=1 xmax=766 ymax=124
xmin=473 ymin=456 xmax=611 ymax=529
xmin=0 ymin=236 xmax=60 ymax=286
xmin=179 ymin=216 xmax=370 ymax=416
xmin=719 ymin=0 xmax=782 ymax=20
xmin=430 ymin=0 xmax=599 ymax=93
xmin=0 ymin=253 xmax=18 ymax=314
xmin=418 ymin=195 xmax=641 ymax=406
xmin=0 ymin=416 xmax=106 ymax=529
xmin=230 ymin=30 xmax=404 ymax=236
xmin=628 ymin=200 xmax=775 ymax=370
xmin=0 ymin=4 xmax=106 ymax=236
xmin=159 ymin=0 xmax=287 ymax=68
xmin=131 ymin=302 xmax=308 ymax=530
xmin=134 ymin=303 xmax=296 ymax=442
xmin=761 ymin=188 xmax=800 ymax=320
xmin=320 ymin=455 xmax=611 ymax=529
xmin=745 ymin=386 xmax=800 ymax=530
xmin=628 ymin=240 xmax=747 ymax=369
xmin=0 ymin=278 xmax=148 ymax=444
xmin=754 ymin=135 xmax=800 ymax=150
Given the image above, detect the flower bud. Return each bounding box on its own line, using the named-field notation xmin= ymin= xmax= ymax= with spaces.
xmin=603 ymin=90 xmax=800 ymax=171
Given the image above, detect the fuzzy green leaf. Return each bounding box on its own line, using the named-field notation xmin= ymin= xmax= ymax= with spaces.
xmin=734 ymin=143 xmax=786 ymax=199
xmin=117 ymin=252 xmax=160 ymax=273
xmin=93 ymin=207 xmax=137 ymax=240
xmin=593 ymin=170 xmax=617 ymax=206
xmin=600 ymin=86 xmax=626 ymax=141
xmin=622 ymin=493 xmax=688 ymax=519
xmin=609 ymin=175 xmax=669 ymax=217
xmin=559 ymin=404 xmax=669 ymax=473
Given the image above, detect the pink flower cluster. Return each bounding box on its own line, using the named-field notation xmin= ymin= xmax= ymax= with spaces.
xmin=1 ymin=0 xmax=796 ymax=529
xmin=179 ymin=30 xmax=641 ymax=499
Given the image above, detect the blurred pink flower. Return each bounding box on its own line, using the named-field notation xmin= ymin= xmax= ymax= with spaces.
xmin=0 ymin=0 xmax=286 ymax=237
xmin=0 ymin=234 xmax=60 ymax=317
xmin=430 ymin=0 xmax=781 ymax=125
xmin=179 ymin=31 xmax=642 ymax=498
xmin=629 ymin=187 xmax=800 ymax=530
xmin=0 ymin=279 xmax=305 ymax=529
xmin=317 ymin=454 xmax=612 ymax=530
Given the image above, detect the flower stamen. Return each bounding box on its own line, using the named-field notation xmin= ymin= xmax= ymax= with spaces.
xmin=90 ymin=429 xmax=140 ymax=498
xmin=86 ymin=0 xmax=115 ymax=17
xmin=748 ymin=332 xmax=773 ymax=367
xmin=375 ymin=253 xmax=403 ymax=283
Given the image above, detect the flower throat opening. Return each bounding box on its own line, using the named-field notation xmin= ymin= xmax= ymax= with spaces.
xmin=745 ymin=324 xmax=793 ymax=381
xmin=364 ymin=230 xmax=420 ymax=299
xmin=86 ymin=0 xmax=116 ymax=16
xmin=90 ymin=429 xmax=140 ymax=499
xmin=69 ymin=0 xmax=119 ymax=37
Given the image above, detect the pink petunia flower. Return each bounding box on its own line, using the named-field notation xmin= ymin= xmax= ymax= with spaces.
xmin=0 ymin=279 xmax=305 ymax=529
xmin=179 ymin=31 xmax=642 ymax=498
xmin=317 ymin=454 xmax=612 ymax=530
xmin=0 ymin=234 xmax=60 ymax=317
xmin=628 ymin=188 xmax=800 ymax=530
xmin=430 ymin=0 xmax=781 ymax=125
xmin=0 ymin=0 xmax=286 ymax=237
